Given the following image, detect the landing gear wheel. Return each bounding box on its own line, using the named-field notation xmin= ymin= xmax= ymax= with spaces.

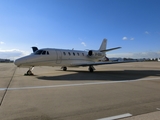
xmin=24 ymin=66 xmax=34 ymax=76
xmin=62 ymin=67 xmax=67 ymax=71
xmin=89 ymin=67 xmax=93 ymax=72
xmin=26 ymin=70 xmax=34 ymax=75
xmin=88 ymin=66 xmax=95 ymax=72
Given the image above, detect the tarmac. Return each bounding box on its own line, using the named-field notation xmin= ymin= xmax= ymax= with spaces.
xmin=0 ymin=62 xmax=160 ymax=120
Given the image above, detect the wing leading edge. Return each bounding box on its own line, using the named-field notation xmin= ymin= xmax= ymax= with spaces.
xmin=70 ymin=60 xmax=134 ymax=67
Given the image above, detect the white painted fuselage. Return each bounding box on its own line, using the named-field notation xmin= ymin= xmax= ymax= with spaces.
xmin=14 ymin=39 xmax=123 ymax=74
xmin=15 ymin=48 xmax=105 ymax=68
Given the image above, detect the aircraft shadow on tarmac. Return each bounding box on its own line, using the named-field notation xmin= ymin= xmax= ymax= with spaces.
xmin=37 ymin=70 xmax=160 ymax=81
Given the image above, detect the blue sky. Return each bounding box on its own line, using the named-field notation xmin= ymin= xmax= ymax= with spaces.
xmin=0 ymin=0 xmax=160 ymax=59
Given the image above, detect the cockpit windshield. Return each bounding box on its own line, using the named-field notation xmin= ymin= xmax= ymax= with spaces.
xmin=42 ymin=51 xmax=46 ymax=55
xmin=35 ymin=50 xmax=49 ymax=55
xmin=35 ymin=50 xmax=43 ymax=55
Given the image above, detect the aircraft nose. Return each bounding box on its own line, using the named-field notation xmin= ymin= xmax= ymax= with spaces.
xmin=14 ymin=57 xmax=25 ymax=67
xmin=14 ymin=56 xmax=31 ymax=67
xmin=14 ymin=59 xmax=20 ymax=67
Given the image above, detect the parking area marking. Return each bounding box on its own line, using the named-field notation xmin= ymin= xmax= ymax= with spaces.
xmin=0 ymin=77 xmax=160 ymax=91
xmin=97 ymin=113 xmax=132 ymax=120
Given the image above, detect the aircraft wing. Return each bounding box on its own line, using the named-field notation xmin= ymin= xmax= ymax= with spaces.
xmin=71 ymin=60 xmax=135 ymax=67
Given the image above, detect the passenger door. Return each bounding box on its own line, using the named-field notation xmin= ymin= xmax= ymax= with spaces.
xmin=56 ymin=50 xmax=62 ymax=64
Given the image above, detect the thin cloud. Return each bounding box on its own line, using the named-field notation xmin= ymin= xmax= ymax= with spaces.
xmin=81 ymin=42 xmax=86 ymax=47
xmin=145 ymin=31 xmax=149 ymax=34
xmin=122 ymin=37 xmax=127 ymax=40
xmin=108 ymin=51 xmax=160 ymax=59
xmin=122 ymin=37 xmax=134 ymax=40
xmin=0 ymin=49 xmax=29 ymax=60
xmin=0 ymin=41 xmax=4 ymax=44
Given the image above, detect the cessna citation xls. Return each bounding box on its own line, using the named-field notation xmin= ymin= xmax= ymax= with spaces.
xmin=14 ymin=39 xmax=124 ymax=75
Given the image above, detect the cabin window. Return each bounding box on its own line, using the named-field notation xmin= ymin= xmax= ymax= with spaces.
xmin=63 ymin=52 xmax=66 ymax=55
xmin=42 ymin=51 xmax=46 ymax=55
xmin=47 ymin=51 xmax=49 ymax=55
xmin=68 ymin=52 xmax=71 ymax=55
xmin=73 ymin=53 xmax=75 ymax=56
xmin=77 ymin=53 xmax=79 ymax=56
xmin=82 ymin=53 xmax=84 ymax=56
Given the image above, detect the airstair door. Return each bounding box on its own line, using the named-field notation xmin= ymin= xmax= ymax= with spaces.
xmin=56 ymin=50 xmax=62 ymax=64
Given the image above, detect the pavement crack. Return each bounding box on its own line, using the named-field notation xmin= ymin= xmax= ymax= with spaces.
xmin=0 ymin=67 xmax=17 ymax=106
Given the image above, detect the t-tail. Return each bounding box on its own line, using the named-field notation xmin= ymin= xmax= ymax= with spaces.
xmin=99 ymin=38 xmax=121 ymax=52
xmin=99 ymin=38 xmax=107 ymax=51
xmin=88 ymin=38 xmax=121 ymax=60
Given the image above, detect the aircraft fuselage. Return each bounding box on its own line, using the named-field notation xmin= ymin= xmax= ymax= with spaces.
xmin=14 ymin=39 xmax=122 ymax=74
xmin=14 ymin=48 xmax=105 ymax=68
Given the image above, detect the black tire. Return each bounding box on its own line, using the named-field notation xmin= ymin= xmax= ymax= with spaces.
xmin=27 ymin=70 xmax=33 ymax=75
xmin=63 ymin=67 xmax=67 ymax=71
xmin=89 ymin=67 xmax=93 ymax=72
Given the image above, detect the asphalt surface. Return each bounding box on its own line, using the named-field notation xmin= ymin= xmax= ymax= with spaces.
xmin=0 ymin=62 xmax=160 ymax=120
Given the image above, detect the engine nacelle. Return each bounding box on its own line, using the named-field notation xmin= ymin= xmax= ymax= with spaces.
xmin=88 ymin=50 xmax=104 ymax=58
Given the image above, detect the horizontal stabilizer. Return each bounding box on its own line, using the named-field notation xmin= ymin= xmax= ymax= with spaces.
xmin=100 ymin=47 xmax=121 ymax=52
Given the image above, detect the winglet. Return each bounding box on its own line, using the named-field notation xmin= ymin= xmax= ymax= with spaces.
xmin=31 ymin=47 xmax=38 ymax=53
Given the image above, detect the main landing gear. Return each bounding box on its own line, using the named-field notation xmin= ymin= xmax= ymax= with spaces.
xmin=88 ymin=66 xmax=95 ymax=72
xmin=25 ymin=66 xmax=34 ymax=75
xmin=61 ymin=66 xmax=67 ymax=71
xmin=61 ymin=66 xmax=95 ymax=72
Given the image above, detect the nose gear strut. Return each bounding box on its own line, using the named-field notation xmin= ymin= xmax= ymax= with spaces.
xmin=25 ymin=66 xmax=34 ymax=75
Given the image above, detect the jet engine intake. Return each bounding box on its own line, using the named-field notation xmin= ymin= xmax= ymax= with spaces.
xmin=88 ymin=50 xmax=93 ymax=56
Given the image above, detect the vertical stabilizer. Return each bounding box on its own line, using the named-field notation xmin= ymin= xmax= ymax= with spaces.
xmin=32 ymin=47 xmax=38 ymax=53
xmin=99 ymin=38 xmax=107 ymax=51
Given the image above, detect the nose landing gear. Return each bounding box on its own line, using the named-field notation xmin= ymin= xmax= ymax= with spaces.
xmin=25 ymin=67 xmax=34 ymax=75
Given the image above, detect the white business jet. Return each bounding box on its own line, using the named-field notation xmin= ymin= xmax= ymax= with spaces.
xmin=14 ymin=39 xmax=123 ymax=75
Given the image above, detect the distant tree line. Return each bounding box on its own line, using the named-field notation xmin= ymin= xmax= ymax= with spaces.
xmin=0 ymin=59 xmax=14 ymax=63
